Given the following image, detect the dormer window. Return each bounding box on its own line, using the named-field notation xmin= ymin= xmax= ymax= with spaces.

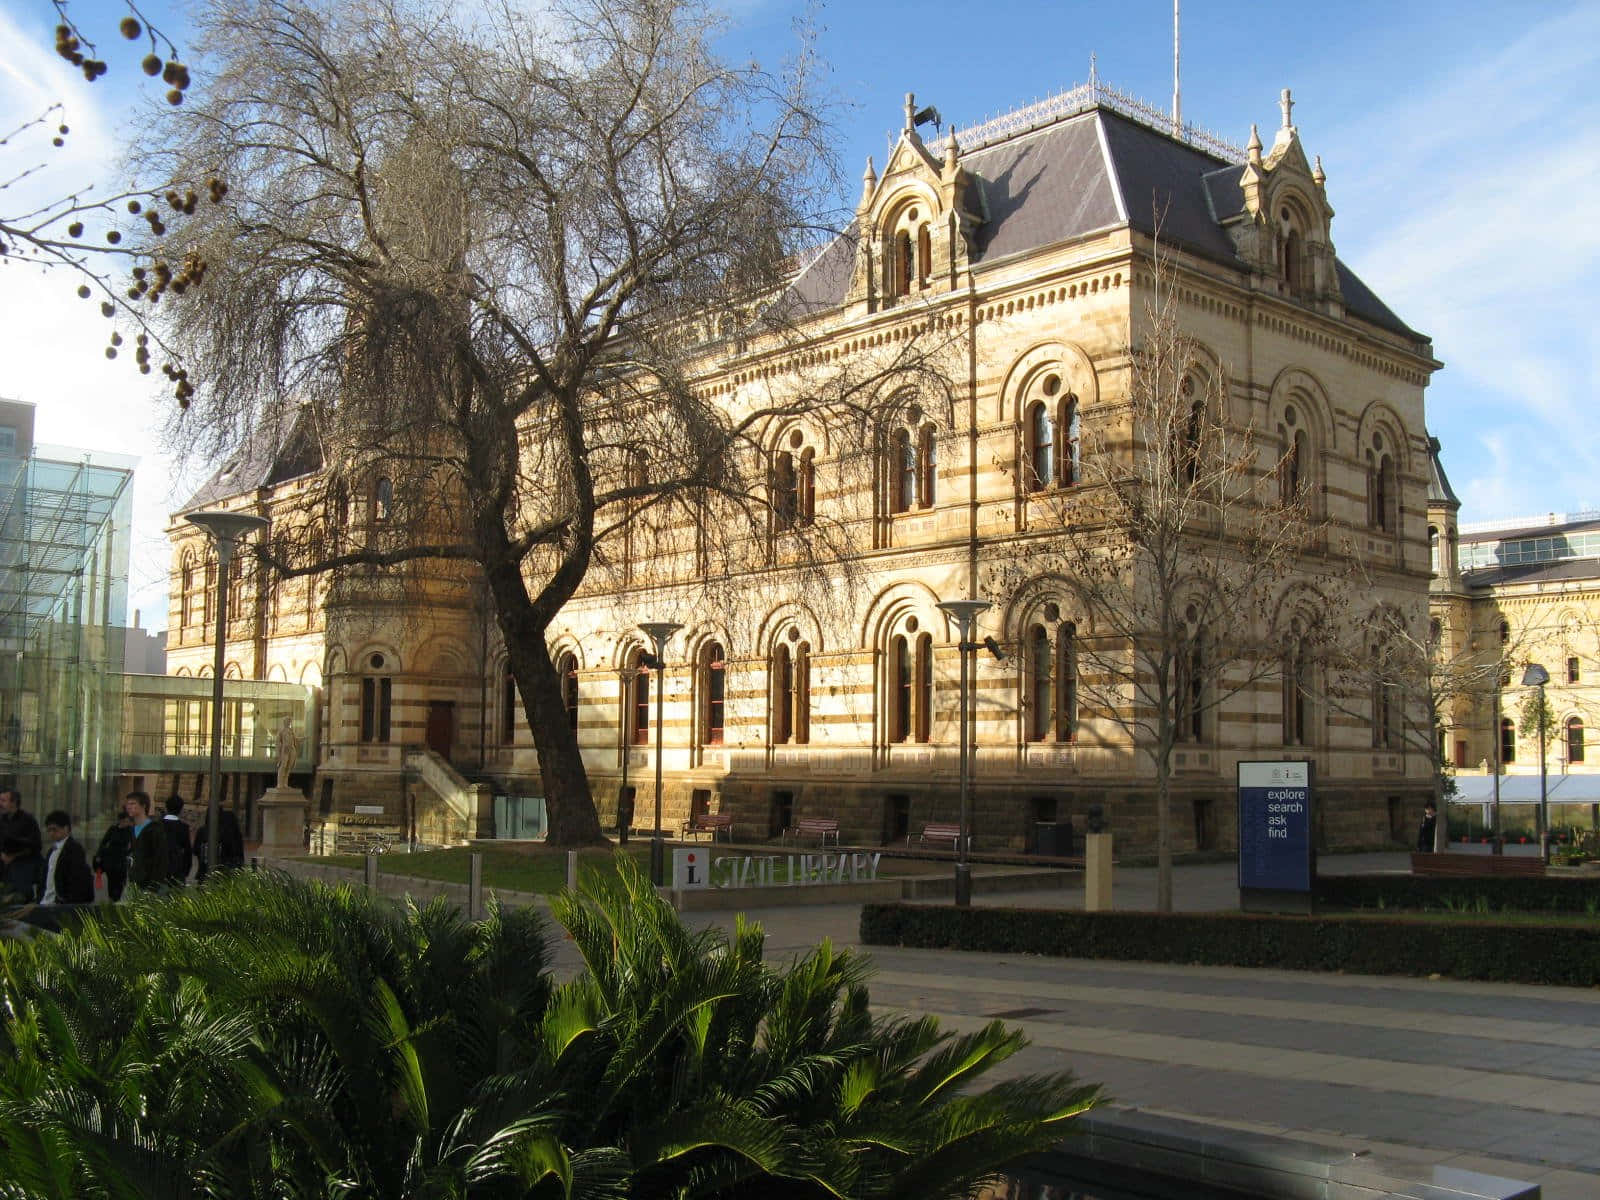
xmin=884 ymin=203 xmax=932 ymax=301
xmin=1276 ymin=200 xmax=1310 ymax=297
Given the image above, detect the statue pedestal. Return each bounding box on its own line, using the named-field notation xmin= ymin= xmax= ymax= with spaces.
xmin=258 ymin=787 xmax=309 ymax=859
xmin=1084 ymin=832 xmax=1113 ymax=911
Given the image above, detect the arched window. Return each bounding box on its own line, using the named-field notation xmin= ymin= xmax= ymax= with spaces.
xmin=916 ymin=224 xmax=932 ymax=286
xmin=226 ymin=554 xmax=245 ymax=622
xmin=202 ymin=554 xmax=217 ymax=630
xmin=889 ymin=634 xmax=912 ymax=743
xmin=894 ymin=230 xmax=913 ymax=298
xmin=1367 ymin=445 xmax=1397 ymax=533
xmin=360 ymin=664 xmax=392 ymax=744
xmin=1026 ymin=401 xmax=1054 ymax=492
xmin=1281 ymin=228 xmax=1303 ymax=293
xmin=1056 ymin=622 xmax=1078 ymax=741
xmin=1428 ymin=525 xmax=1440 ymax=575
xmin=917 ymin=424 xmax=937 ymax=507
xmin=1176 ymin=626 xmax=1205 ymax=743
xmin=913 ymin=632 xmax=932 ymax=744
xmin=1500 ymin=717 xmax=1516 ymax=765
xmin=1568 ymin=656 xmax=1581 ymax=684
xmin=501 ymin=668 xmax=518 ymax=744
xmin=628 ymin=648 xmax=651 ymax=746
xmin=700 ymin=642 xmax=725 ymax=745
xmin=773 ymin=451 xmax=798 ymax=531
xmin=1180 ymin=379 xmax=1204 ymax=485
xmin=179 ymin=552 xmax=196 ymax=629
xmin=558 ymin=651 xmax=579 ymax=735
xmin=771 ymin=638 xmax=809 ymax=745
xmin=1428 ymin=619 xmax=1442 ymax=649
xmin=1061 ymin=395 xmax=1081 ymax=486
xmin=889 ymin=428 xmax=915 ymax=514
xmin=1027 ymin=624 xmax=1051 ymax=743
xmin=1567 ymin=717 xmax=1585 ymax=763
xmin=373 ymin=477 xmax=393 ymax=523
xmin=797 ymin=448 xmax=815 ymax=526
xmin=624 ymin=450 xmax=649 ymax=580
xmin=1283 ymin=637 xmax=1310 ymax=746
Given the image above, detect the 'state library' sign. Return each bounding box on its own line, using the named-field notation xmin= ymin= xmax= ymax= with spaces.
xmin=672 ymin=848 xmax=883 ymax=891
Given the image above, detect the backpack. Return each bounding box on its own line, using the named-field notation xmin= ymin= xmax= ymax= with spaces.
xmin=165 ymin=816 xmax=194 ymax=883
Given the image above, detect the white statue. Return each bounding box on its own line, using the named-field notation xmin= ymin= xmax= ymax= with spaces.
xmin=275 ymin=715 xmax=301 ymax=790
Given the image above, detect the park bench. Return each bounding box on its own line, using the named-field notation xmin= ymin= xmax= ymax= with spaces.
xmin=784 ymin=817 xmax=840 ymax=846
xmin=1410 ymin=852 xmax=1545 ymax=878
xmin=914 ymin=822 xmax=968 ymax=851
xmin=681 ymin=811 xmax=734 ymax=842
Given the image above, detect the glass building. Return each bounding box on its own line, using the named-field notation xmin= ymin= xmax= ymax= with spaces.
xmin=0 ymin=408 xmax=135 ymax=828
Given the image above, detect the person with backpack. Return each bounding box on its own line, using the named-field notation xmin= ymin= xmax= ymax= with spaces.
xmin=162 ymin=794 xmax=194 ymax=887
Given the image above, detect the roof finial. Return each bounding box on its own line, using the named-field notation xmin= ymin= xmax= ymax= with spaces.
xmin=945 ymin=125 xmax=960 ymax=170
xmin=1247 ymin=124 xmax=1262 ymax=165
xmin=1089 ymin=52 xmax=1099 ymax=98
xmin=1312 ymin=155 xmax=1326 ymax=188
xmin=904 ymin=92 xmax=917 ymax=134
xmin=861 ymin=155 xmax=877 ymax=203
xmin=1279 ymin=87 xmax=1294 ymax=130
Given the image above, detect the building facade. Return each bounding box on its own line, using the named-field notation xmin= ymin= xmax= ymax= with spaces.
xmin=167 ymin=83 xmax=1441 ymax=853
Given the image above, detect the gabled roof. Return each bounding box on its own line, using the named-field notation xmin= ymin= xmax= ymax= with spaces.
xmin=771 ymin=102 xmax=1418 ymax=340
xmin=181 ymin=408 xmax=322 ymax=512
xmin=1426 ymin=435 xmax=1460 ymax=509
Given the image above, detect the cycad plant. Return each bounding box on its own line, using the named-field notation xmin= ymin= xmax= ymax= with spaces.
xmin=0 ymin=860 xmax=1098 ymax=1198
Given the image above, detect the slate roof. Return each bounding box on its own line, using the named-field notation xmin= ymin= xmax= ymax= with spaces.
xmin=1427 ymin=436 xmax=1460 ymax=508
xmin=1463 ymin=559 xmax=1600 ymax=590
xmin=181 ymin=409 xmax=322 ymax=512
xmin=773 ymin=104 xmax=1418 ymax=340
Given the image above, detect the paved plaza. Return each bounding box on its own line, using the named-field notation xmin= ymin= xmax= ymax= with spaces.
xmin=657 ymin=852 xmax=1600 ymax=1199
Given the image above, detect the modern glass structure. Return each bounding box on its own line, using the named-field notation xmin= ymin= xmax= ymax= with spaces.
xmin=0 ymin=423 xmax=135 ymax=828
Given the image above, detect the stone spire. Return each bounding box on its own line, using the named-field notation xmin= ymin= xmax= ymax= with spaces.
xmin=1279 ymin=87 xmax=1294 ymax=130
xmin=904 ymin=91 xmax=917 ymax=134
xmin=861 ymin=156 xmax=877 ymax=204
xmin=1247 ymin=124 xmax=1263 ymax=167
xmin=944 ymin=126 xmax=960 ymax=172
xmin=1312 ymin=155 xmax=1326 ymax=189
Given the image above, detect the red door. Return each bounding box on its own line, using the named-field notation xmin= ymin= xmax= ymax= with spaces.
xmin=425 ymin=701 xmax=455 ymax=760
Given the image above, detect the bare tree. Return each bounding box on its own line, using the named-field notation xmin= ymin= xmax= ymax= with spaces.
xmin=136 ymin=0 xmax=954 ymax=844
xmin=987 ymin=244 xmax=1337 ymax=911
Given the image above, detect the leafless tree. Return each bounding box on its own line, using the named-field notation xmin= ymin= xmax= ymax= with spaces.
xmin=136 ymin=0 xmax=956 ymax=844
xmin=987 ymin=243 xmax=1338 ymax=911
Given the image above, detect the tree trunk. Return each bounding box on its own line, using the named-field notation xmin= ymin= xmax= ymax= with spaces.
xmin=483 ymin=557 xmax=604 ymax=846
xmin=1155 ymin=757 xmax=1173 ymax=912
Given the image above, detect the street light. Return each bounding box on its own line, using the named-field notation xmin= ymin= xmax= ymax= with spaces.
xmin=185 ymin=508 xmax=270 ymax=877
xmin=937 ymin=598 xmax=1000 ymax=907
xmin=638 ymin=621 xmax=682 ymax=886
xmin=1521 ymin=662 xmax=1551 ymax=862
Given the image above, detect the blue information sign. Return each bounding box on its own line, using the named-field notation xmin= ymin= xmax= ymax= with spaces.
xmin=1237 ymin=761 xmax=1313 ymax=893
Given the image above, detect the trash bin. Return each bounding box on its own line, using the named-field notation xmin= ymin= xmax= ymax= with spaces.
xmin=1033 ymin=820 xmax=1074 ymax=857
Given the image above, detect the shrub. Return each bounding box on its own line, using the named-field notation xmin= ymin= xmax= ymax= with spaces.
xmin=860 ymin=903 xmax=1600 ymax=987
xmin=1314 ymin=872 xmax=1600 ymax=914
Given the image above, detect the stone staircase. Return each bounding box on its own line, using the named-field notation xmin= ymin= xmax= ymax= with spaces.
xmin=406 ymin=747 xmax=495 ymax=842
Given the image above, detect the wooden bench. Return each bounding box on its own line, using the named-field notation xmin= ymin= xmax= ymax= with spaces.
xmin=784 ymin=817 xmax=839 ymax=846
xmin=1410 ymin=852 xmax=1545 ymax=878
xmin=913 ymin=822 xmax=968 ymax=851
xmin=681 ymin=811 xmax=733 ymax=842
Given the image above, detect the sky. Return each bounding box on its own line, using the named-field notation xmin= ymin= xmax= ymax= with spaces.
xmin=2 ymin=0 xmax=1596 ymax=630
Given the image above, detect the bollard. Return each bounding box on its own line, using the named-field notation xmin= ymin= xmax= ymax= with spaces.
xmin=1084 ymin=832 xmax=1113 ymax=911
xmin=566 ymin=849 xmax=578 ymax=892
xmin=468 ymin=852 xmax=484 ymax=921
xmin=364 ymin=853 xmax=378 ymax=890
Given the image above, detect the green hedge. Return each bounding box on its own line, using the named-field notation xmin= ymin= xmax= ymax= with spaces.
xmin=1314 ymin=872 xmax=1600 ymax=914
xmin=859 ymin=903 xmax=1600 ymax=987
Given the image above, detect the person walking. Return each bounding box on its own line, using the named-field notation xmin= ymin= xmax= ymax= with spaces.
xmin=94 ymin=811 xmax=134 ymax=901
xmin=124 ymin=791 xmax=168 ymax=894
xmin=162 ymin=794 xmax=194 ymax=887
xmin=40 ymin=810 xmax=93 ymax=905
xmin=193 ymin=805 xmax=245 ymax=882
xmin=0 ymin=788 xmax=42 ymax=857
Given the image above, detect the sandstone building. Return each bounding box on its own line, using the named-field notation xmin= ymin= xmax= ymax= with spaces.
xmin=166 ymin=82 xmax=1441 ymax=853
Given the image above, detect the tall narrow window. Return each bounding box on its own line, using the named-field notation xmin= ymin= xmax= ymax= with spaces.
xmin=1567 ymin=717 xmax=1585 ymax=763
xmin=558 ymin=651 xmax=579 ymax=734
xmin=797 ymin=449 xmax=815 ymax=526
xmin=501 ymin=670 xmax=518 ymax=744
xmin=916 ymin=224 xmax=931 ymax=287
xmin=630 ymin=652 xmax=650 ymax=745
xmin=794 ymin=642 xmax=811 ymax=745
xmin=1500 ymin=717 xmax=1516 ymax=765
xmin=1176 ymin=633 xmax=1204 ymax=743
xmin=1055 ymin=622 xmax=1078 ymax=741
xmin=360 ymin=676 xmax=392 ymax=743
xmin=1027 ymin=625 xmax=1051 ymax=743
xmin=890 ymin=634 xmax=912 ymax=743
xmin=179 ymin=553 xmax=196 ymax=628
xmin=1567 ymin=656 xmax=1580 ymax=684
xmin=1283 ymin=637 xmax=1310 ymax=746
xmin=913 ymin=633 xmax=933 ymax=744
xmin=772 ymin=643 xmax=793 ymax=744
xmin=373 ymin=477 xmax=393 ymax=523
xmin=1061 ymin=397 xmax=1081 ymax=486
xmin=889 ymin=429 xmax=914 ymax=514
xmin=701 ymin=642 xmax=725 ymax=745
xmin=202 ymin=556 xmax=216 ymax=629
xmin=894 ymin=230 xmax=913 ymax=298
xmin=917 ymin=425 xmax=937 ymax=507
xmin=1181 ymin=387 xmax=1204 ymax=485
xmin=1027 ymin=402 xmax=1054 ymax=492
xmin=773 ymin=452 xmax=797 ymax=531
xmin=1428 ymin=525 xmax=1440 ymax=574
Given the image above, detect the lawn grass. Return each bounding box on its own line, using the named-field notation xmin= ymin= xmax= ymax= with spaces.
xmin=316 ymin=846 xmax=652 ymax=894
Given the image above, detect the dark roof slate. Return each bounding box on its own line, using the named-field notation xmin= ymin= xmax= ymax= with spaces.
xmin=181 ymin=409 xmax=322 ymax=512
xmin=1464 ymin=559 xmax=1600 ymax=589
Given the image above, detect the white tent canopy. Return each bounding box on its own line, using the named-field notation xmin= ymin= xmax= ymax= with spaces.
xmin=1450 ymin=775 xmax=1600 ymax=804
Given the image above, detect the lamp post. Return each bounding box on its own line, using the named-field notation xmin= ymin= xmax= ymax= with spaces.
xmin=185 ymin=509 xmax=270 ymax=877
xmin=937 ymin=598 xmax=992 ymax=907
xmin=1521 ymin=662 xmax=1551 ymax=862
xmin=638 ymin=621 xmax=681 ymax=886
